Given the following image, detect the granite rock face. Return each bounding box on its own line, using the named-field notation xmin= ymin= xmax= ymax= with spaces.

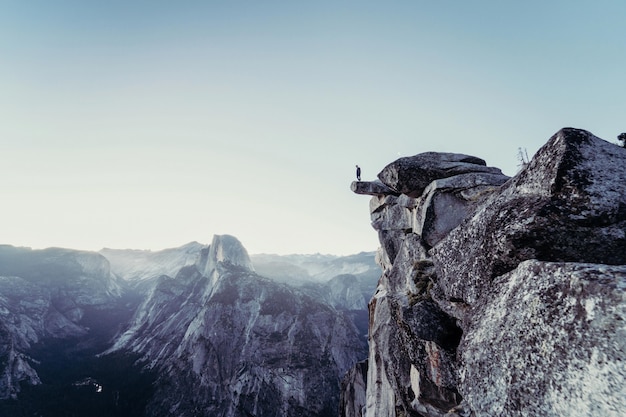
xmin=461 ymin=260 xmax=626 ymax=417
xmin=1 ymin=239 xmax=375 ymax=415
xmin=0 ymin=319 xmax=41 ymax=400
xmin=351 ymin=180 xmax=399 ymax=196
xmin=110 ymin=235 xmax=367 ymax=417
xmin=349 ymin=128 xmax=626 ymax=417
xmin=0 ymin=247 xmax=123 ymax=399
xmin=376 ymin=152 xmax=504 ymax=197
xmin=431 ymin=128 xmax=626 ymax=312
xmin=340 ymin=360 xmax=368 ymax=417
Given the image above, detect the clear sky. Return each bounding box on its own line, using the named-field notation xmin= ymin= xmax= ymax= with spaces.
xmin=1 ymin=1 xmax=625 ymax=255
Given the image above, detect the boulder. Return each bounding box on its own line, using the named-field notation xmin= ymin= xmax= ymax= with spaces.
xmin=377 ymin=152 xmax=503 ymax=197
xmin=431 ymin=128 xmax=626 ymax=310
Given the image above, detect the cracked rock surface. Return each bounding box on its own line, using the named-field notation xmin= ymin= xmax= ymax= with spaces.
xmin=347 ymin=128 xmax=626 ymax=417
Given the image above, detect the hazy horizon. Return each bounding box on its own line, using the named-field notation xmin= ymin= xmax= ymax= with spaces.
xmin=2 ymin=1 xmax=625 ymax=255
xmin=2 ymin=236 xmax=377 ymax=256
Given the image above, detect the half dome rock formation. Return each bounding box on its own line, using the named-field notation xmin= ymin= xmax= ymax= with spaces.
xmin=348 ymin=128 xmax=626 ymax=417
xmin=108 ymin=234 xmax=367 ymax=417
xmin=1 ymin=237 xmax=376 ymax=416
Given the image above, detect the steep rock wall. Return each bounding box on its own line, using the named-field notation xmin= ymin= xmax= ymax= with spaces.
xmin=0 ymin=247 xmax=124 ymax=399
xmin=348 ymin=128 xmax=626 ymax=417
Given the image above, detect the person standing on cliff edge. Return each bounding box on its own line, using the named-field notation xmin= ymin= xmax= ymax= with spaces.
xmin=356 ymin=165 xmax=361 ymax=181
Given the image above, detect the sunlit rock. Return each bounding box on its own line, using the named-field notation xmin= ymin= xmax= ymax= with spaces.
xmin=198 ymin=234 xmax=255 ymax=276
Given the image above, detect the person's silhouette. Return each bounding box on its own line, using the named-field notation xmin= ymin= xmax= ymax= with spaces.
xmin=356 ymin=165 xmax=361 ymax=181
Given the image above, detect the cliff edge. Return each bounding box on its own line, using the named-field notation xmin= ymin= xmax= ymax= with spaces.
xmin=346 ymin=128 xmax=626 ymax=417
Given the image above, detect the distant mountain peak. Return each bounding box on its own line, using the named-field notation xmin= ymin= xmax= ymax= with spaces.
xmin=200 ymin=234 xmax=254 ymax=276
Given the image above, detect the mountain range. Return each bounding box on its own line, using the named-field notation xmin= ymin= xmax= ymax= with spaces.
xmin=0 ymin=238 xmax=378 ymax=417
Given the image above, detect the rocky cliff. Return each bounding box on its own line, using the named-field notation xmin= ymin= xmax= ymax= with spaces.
xmin=348 ymin=128 xmax=626 ymax=417
xmin=1 ymin=240 xmax=374 ymax=416
xmin=0 ymin=246 xmax=124 ymax=400
xmin=108 ymin=235 xmax=368 ymax=417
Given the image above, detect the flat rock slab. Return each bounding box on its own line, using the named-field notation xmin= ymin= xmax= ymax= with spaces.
xmin=351 ymin=180 xmax=399 ymax=196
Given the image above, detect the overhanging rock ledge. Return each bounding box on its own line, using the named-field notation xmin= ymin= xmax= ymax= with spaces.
xmin=343 ymin=127 xmax=626 ymax=417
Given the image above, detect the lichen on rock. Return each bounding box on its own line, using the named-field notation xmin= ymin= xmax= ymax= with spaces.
xmin=461 ymin=260 xmax=626 ymax=417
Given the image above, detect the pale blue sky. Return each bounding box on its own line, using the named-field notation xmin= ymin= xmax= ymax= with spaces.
xmin=1 ymin=1 xmax=624 ymax=254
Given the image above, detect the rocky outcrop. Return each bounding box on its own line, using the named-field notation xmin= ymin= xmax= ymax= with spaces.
xmin=352 ymin=156 xmax=508 ymax=417
xmin=340 ymin=360 xmax=368 ymax=417
xmin=110 ymin=235 xmax=367 ymax=417
xmin=414 ymin=172 xmax=510 ymax=247
xmin=350 ymin=128 xmax=626 ymax=417
xmin=376 ymin=152 xmax=504 ymax=197
xmin=351 ymin=180 xmax=398 ymax=196
xmin=431 ymin=128 xmax=626 ymax=316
